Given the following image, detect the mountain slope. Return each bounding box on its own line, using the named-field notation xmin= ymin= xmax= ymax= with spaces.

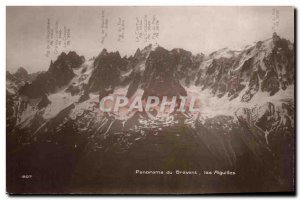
xmin=6 ymin=33 xmax=295 ymax=193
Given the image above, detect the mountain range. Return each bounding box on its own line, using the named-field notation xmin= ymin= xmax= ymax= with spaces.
xmin=7 ymin=33 xmax=295 ymax=194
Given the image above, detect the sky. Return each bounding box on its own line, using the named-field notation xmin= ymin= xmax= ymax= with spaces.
xmin=7 ymin=6 xmax=294 ymax=73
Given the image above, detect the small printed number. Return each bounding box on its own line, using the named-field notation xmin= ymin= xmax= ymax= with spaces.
xmin=21 ymin=175 xmax=32 ymax=179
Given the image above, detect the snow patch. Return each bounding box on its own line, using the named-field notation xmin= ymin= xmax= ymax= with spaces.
xmin=185 ymin=85 xmax=294 ymax=118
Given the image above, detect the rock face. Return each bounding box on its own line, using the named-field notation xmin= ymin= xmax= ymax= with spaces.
xmin=125 ymin=33 xmax=293 ymax=102
xmin=7 ymin=51 xmax=84 ymax=133
xmin=125 ymin=44 xmax=152 ymax=98
xmin=195 ymin=33 xmax=294 ymax=102
xmin=6 ymin=67 xmax=44 ymax=132
xmin=6 ymin=67 xmax=40 ymax=94
xmin=6 ymin=33 xmax=295 ymax=193
xmin=13 ymin=67 xmax=29 ymax=81
xmin=235 ymin=101 xmax=294 ymax=190
xmin=142 ymin=47 xmax=187 ymax=99
xmin=88 ymin=49 xmax=128 ymax=93
xmin=19 ymin=51 xmax=85 ymax=98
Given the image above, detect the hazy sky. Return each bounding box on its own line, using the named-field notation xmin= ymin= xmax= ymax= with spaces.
xmin=7 ymin=6 xmax=294 ymax=73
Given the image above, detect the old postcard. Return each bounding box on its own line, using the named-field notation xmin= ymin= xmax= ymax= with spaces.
xmin=6 ymin=6 xmax=295 ymax=194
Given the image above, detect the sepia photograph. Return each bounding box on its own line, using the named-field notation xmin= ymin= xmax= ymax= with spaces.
xmin=6 ymin=6 xmax=295 ymax=194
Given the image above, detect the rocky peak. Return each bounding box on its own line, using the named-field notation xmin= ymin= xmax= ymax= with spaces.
xmin=142 ymin=44 xmax=153 ymax=52
xmin=142 ymin=46 xmax=187 ymax=99
xmin=134 ymin=48 xmax=141 ymax=58
xmin=48 ymin=51 xmax=85 ymax=87
xmin=88 ymin=49 xmax=127 ymax=93
xmin=6 ymin=71 xmax=17 ymax=82
xmin=14 ymin=67 xmax=29 ymax=80
xmin=99 ymin=48 xmax=108 ymax=57
xmin=19 ymin=51 xmax=85 ymax=98
xmin=132 ymin=45 xmax=153 ymax=61
xmin=94 ymin=49 xmax=122 ymax=65
xmin=272 ymin=32 xmax=280 ymax=43
xmin=49 ymin=51 xmax=84 ymax=72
